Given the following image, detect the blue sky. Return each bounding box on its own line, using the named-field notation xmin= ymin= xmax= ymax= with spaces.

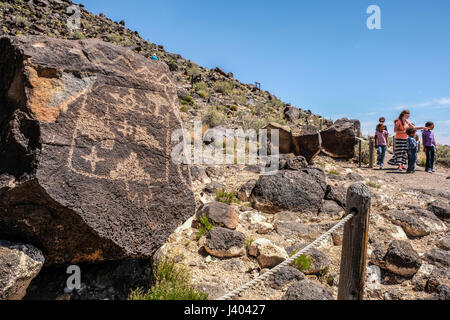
xmin=76 ymin=0 xmax=450 ymax=144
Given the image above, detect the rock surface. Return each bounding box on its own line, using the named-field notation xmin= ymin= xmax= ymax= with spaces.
xmin=193 ymin=202 xmax=239 ymax=230
xmin=282 ymin=279 xmax=334 ymax=300
xmin=320 ymin=119 xmax=359 ymax=159
xmin=248 ymin=238 xmax=289 ymax=269
xmin=0 ymin=36 xmax=194 ymax=265
xmin=428 ymin=200 xmax=450 ymax=221
xmin=384 ymin=240 xmax=422 ymax=277
xmin=203 ymin=227 xmax=246 ymax=258
xmin=250 ymin=169 xmax=326 ymax=214
xmin=0 ymin=240 xmax=45 ymax=300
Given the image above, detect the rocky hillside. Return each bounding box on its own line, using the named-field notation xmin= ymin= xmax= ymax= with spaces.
xmin=0 ymin=0 xmax=330 ymax=134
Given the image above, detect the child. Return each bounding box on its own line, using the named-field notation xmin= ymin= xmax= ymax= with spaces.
xmin=406 ymin=127 xmax=419 ymax=173
xmin=422 ymin=122 xmax=437 ymax=173
xmin=375 ymin=123 xmax=389 ymax=169
xmin=379 ymin=117 xmax=388 ymax=133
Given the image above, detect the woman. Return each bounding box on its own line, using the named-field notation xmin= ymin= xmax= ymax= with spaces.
xmin=388 ymin=110 xmax=426 ymax=170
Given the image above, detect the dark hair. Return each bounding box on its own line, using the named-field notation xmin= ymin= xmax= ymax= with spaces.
xmin=398 ymin=110 xmax=410 ymax=126
xmin=376 ymin=123 xmax=385 ymax=132
xmin=425 ymin=121 xmax=434 ymax=128
xmin=379 ymin=117 xmax=386 ymax=123
xmin=406 ymin=127 xmax=416 ymax=136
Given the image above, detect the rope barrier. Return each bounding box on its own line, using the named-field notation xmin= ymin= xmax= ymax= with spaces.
xmin=217 ymin=212 xmax=356 ymax=300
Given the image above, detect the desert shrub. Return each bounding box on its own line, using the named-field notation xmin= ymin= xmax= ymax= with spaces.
xmin=203 ymin=107 xmax=226 ymax=128
xmin=193 ymin=82 xmax=210 ymax=99
xmin=436 ymin=145 xmax=450 ymax=168
xmin=290 ymin=253 xmax=312 ymax=272
xmin=186 ymin=65 xmax=201 ymax=77
xmin=366 ymin=181 xmax=381 ymax=189
xmin=216 ymin=189 xmax=240 ymax=205
xmin=179 ymin=95 xmax=194 ymax=106
xmin=328 ymin=170 xmax=340 ymax=176
xmin=128 ymin=260 xmax=208 ymax=300
xmin=179 ymin=105 xmax=189 ymax=113
xmin=245 ymin=238 xmax=254 ymax=250
xmin=214 ymin=81 xmax=234 ymax=95
xmin=196 ymin=216 xmax=214 ymax=240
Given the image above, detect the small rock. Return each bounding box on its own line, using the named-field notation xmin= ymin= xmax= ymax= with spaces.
xmin=203 ymin=181 xmax=225 ymax=194
xmin=428 ymin=200 xmax=450 ymax=221
xmin=268 ymin=266 xmax=305 ymax=290
xmin=282 ymin=279 xmax=334 ymax=300
xmin=248 ymin=239 xmax=289 ymax=269
xmin=436 ymin=285 xmax=450 ymax=300
xmin=423 ymin=249 xmax=450 ymax=268
xmin=193 ymin=202 xmax=239 ymax=230
xmin=190 ymin=166 xmax=210 ymax=183
xmin=285 ymin=156 xmax=309 ymax=170
xmin=203 ymin=227 xmax=246 ymax=258
xmin=412 ymin=263 xmax=435 ymax=291
xmin=382 ymin=210 xmax=431 ymax=237
xmin=325 ymin=185 xmax=346 ymax=208
xmin=438 ymin=237 xmax=450 ymax=251
xmin=331 ymin=232 xmax=343 ymax=246
xmin=237 ymin=180 xmax=257 ymax=202
xmin=384 ymin=240 xmax=422 ymax=277
xmin=346 ymin=172 xmax=364 ymax=182
xmin=286 ymin=244 xmax=330 ymax=275
xmin=320 ymin=200 xmax=345 ymax=218
xmin=0 ymin=241 xmax=45 ymax=300
xmin=366 ymin=265 xmax=382 ymax=292
xmin=256 ymin=222 xmax=274 ymax=235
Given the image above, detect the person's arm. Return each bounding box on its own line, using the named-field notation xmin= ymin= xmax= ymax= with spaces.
xmin=422 ymin=132 xmax=426 ymax=152
xmin=384 ymin=131 xmax=389 ymax=147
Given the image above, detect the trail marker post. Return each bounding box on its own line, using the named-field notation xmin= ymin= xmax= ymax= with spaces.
xmin=338 ymin=183 xmax=371 ymax=300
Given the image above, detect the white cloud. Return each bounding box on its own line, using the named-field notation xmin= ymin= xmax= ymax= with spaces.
xmin=393 ymin=97 xmax=450 ymax=111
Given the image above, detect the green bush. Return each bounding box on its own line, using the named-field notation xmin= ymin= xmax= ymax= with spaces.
xmin=216 ymin=189 xmax=240 ymax=205
xmin=366 ymin=181 xmax=381 ymax=189
xmin=203 ymin=107 xmax=226 ymax=128
xmin=186 ymin=65 xmax=201 ymax=77
xmin=214 ymin=81 xmax=234 ymax=95
xmin=179 ymin=95 xmax=194 ymax=105
xmin=290 ymin=253 xmax=312 ymax=272
xmin=436 ymin=145 xmax=450 ymax=168
xmin=328 ymin=170 xmax=340 ymax=176
xmin=128 ymin=260 xmax=208 ymax=300
xmin=196 ymin=216 xmax=214 ymax=240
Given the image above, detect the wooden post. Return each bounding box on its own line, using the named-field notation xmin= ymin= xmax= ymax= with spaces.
xmin=338 ymin=183 xmax=371 ymax=300
xmin=369 ymin=137 xmax=374 ymax=168
xmin=358 ymin=140 xmax=362 ymax=168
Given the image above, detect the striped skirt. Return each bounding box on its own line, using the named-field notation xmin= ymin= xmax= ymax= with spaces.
xmin=388 ymin=139 xmax=407 ymax=165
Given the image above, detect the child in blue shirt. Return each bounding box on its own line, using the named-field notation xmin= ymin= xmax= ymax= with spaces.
xmin=406 ymin=127 xmax=419 ymax=173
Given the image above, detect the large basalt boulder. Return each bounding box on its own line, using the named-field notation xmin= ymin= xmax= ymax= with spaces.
xmin=320 ymin=118 xmax=359 ymax=159
xmin=291 ymin=126 xmax=322 ymax=162
xmin=0 ymin=240 xmax=45 ymax=300
xmin=0 ymin=36 xmax=195 ymax=265
xmin=250 ymin=169 xmax=326 ymax=214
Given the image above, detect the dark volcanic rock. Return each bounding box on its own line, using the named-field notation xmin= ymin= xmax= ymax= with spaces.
xmin=265 ymin=122 xmax=293 ymax=155
xmin=268 ymin=266 xmax=305 ymax=290
xmin=250 ymin=169 xmax=326 ymax=214
xmin=291 ymin=126 xmax=322 ymax=162
xmin=24 ymin=259 xmax=152 ymax=300
xmin=427 ymin=200 xmax=450 ymax=221
xmin=325 ymin=184 xmax=346 ymax=208
xmin=0 ymin=240 xmax=45 ymax=300
xmin=237 ymin=179 xmax=257 ymax=202
xmin=320 ymin=119 xmax=358 ymax=159
xmin=203 ymin=227 xmax=246 ymax=258
xmin=423 ymin=249 xmax=450 ymax=268
xmin=0 ymin=36 xmax=195 ymax=265
xmin=203 ymin=181 xmax=224 ymax=194
xmin=384 ymin=240 xmax=422 ymax=277
xmin=282 ymin=279 xmax=334 ymax=300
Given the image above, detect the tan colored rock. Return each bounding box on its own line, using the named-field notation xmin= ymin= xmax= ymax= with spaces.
xmin=248 ymin=238 xmax=289 ymax=269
